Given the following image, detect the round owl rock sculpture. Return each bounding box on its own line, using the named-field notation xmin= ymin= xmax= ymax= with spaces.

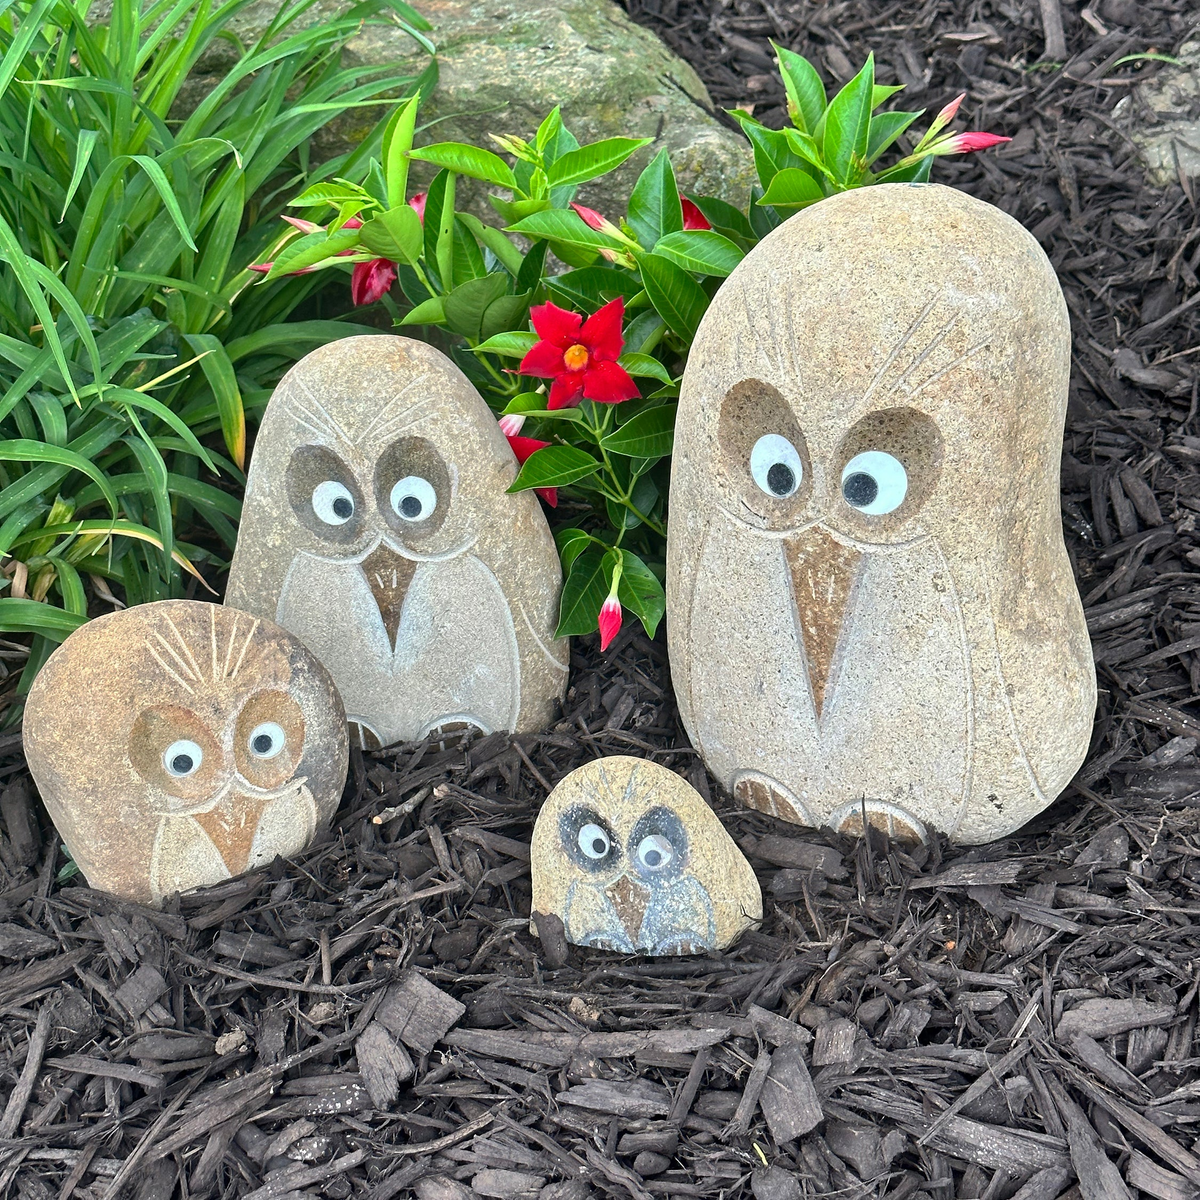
xmin=531 ymin=756 xmax=762 ymax=955
xmin=24 ymin=600 xmax=348 ymax=905
xmin=226 ymin=335 xmax=567 ymax=749
xmin=667 ymin=183 xmax=1097 ymax=846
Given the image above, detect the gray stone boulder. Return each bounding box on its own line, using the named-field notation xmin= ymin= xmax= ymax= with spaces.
xmin=1113 ymin=40 xmax=1200 ymax=187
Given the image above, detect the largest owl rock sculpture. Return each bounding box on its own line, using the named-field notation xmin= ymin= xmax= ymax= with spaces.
xmin=667 ymin=183 xmax=1096 ymax=846
xmin=24 ymin=600 xmax=348 ymax=905
xmin=226 ymin=335 xmax=567 ymax=749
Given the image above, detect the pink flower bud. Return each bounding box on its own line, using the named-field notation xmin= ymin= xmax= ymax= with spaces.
xmin=571 ymin=203 xmax=607 ymax=230
xmin=343 ymin=217 xmax=364 ymax=230
xmin=350 ymin=257 xmax=398 ymax=305
xmin=410 ymin=193 xmax=427 ymax=223
xmin=935 ymin=93 xmax=966 ymax=127
xmin=498 ymin=413 xmax=526 ymax=437
xmin=282 ymin=215 xmax=325 ymax=234
xmin=598 ymin=594 xmax=622 ymax=652
xmin=943 ymin=131 xmax=1012 ymax=154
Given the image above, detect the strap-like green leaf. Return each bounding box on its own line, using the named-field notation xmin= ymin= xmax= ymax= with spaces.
xmin=0 ymin=597 xmax=87 ymax=641
xmin=0 ymin=440 xmax=118 ymax=516
xmin=182 ymin=334 xmax=245 ymax=469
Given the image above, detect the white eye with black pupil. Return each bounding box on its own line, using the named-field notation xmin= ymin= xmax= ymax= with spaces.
xmin=637 ymin=834 xmax=674 ymax=870
xmin=842 ymin=451 xmax=908 ymax=515
xmin=750 ymin=434 xmax=802 ymax=498
xmin=578 ymin=823 xmax=610 ymax=860
xmin=163 ymin=739 xmax=203 ymax=778
xmin=391 ymin=476 xmax=437 ymax=522
xmin=312 ymin=480 xmax=354 ymax=525
xmin=249 ymin=722 xmax=286 ymax=759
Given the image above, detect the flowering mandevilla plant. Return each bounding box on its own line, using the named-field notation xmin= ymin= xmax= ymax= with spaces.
xmin=256 ymin=49 xmax=1008 ymax=644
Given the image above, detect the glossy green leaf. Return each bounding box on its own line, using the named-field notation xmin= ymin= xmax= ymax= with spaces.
xmin=866 ymin=109 xmax=924 ymax=164
xmin=546 ymin=138 xmax=653 ymax=188
xmin=617 ymin=353 xmax=674 ymax=384
xmin=627 ymin=148 xmax=683 ymax=250
xmin=508 ymin=445 xmax=601 ymax=492
xmin=822 ymin=53 xmax=874 ymax=184
xmin=637 ymin=252 xmax=709 ymax=342
xmin=554 ymin=527 xmax=592 ymax=572
xmin=508 ymin=209 xmax=626 ymax=252
xmin=652 ymin=230 xmax=744 ymax=277
xmin=613 ymin=549 xmax=665 ymax=639
xmin=382 ymin=94 xmax=421 ymax=209
xmin=441 ymin=273 xmax=509 ymax=341
xmin=758 ymin=168 xmax=826 ymax=209
xmin=600 ymin=404 xmax=676 ymax=458
xmin=408 ymin=142 xmax=517 ymax=189
xmin=475 ymin=331 xmax=537 ymax=358
xmin=555 ymin=547 xmax=608 ymax=638
xmin=359 ymin=204 xmax=424 ymax=264
xmin=773 ymin=42 xmax=826 ymax=135
xmin=398 ymin=295 xmax=447 ymax=326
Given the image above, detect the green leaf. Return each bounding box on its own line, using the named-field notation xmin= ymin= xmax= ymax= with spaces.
xmin=866 ymin=109 xmax=923 ymax=164
xmin=508 ymin=209 xmax=627 ymax=253
xmin=555 ymin=547 xmax=608 ymax=638
xmin=0 ymin=598 xmax=87 ymax=642
xmin=652 ymin=230 xmax=744 ymax=277
xmin=547 ymin=138 xmax=653 ymax=188
xmin=0 ymin=441 xmax=118 ymax=517
xmin=398 ymin=295 xmax=446 ymax=326
xmin=822 ymin=53 xmax=874 ymax=184
xmin=508 ymin=445 xmax=601 ymax=492
xmin=773 ymin=43 xmax=827 ymax=135
xmin=475 ymin=331 xmax=537 ymax=358
xmin=547 ymin=265 xmax=639 ymax=311
xmin=617 ymin=353 xmax=674 ymax=385
xmin=627 ymin=148 xmax=683 ymax=250
xmin=637 ymin=252 xmax=709 ymax=342
xmin=383 ymin=94 xmax=421 ymax=209
xmin=182 ymin=335 xmax=245 ymax=469
xmin=871 ymin=83 xmax=906 ymax=109
xmin=408 ymin=143 xmax=517 ymax=189
xmin=613 ymin=549 xmax=665 ymax=639
xmin=554 ymin=527 xmax=592 ymax=572
xmin=268 ymin=228 xmax=361 ymax=280
xmin=731 ymin=111 xmax=811 ymax=189
xmin=60 ymin=129 xmax=100 ymax=222
xmin=600 ymin=404 xmax=676 ymax=458
xmin=359 ymin=204 xmax=424 ymax=264
xmin=758 ymin=168 xmax=826 ymax=209
xmin=480 ymin=291 xmax=533 ymax=342
xmin=457 ymin=212 xmax=524 ymax=276
xmin=502 ymin=392 xmax=549 ymax=415
xmin=441 ymin=273 xmax=509 ymax=341
xmin=684 ymin=195 xmax=757 ymax=242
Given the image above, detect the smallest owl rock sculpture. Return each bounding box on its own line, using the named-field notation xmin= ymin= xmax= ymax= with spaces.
xmin=531 ymin=756 xmax=761 ymax=955
xmin=24 ymin=600 xmax=348 ymax=905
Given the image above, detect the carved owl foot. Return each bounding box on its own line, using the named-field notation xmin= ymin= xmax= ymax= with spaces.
xmin=828 ymin=799 xmax=928 ymax=845
xmin=422 ymin=718 xmax=487 ymax=752
xmin=651 ymin=934 xmax=708 ymax=956
xmin=733 ymin=771 xmax=815 ymax=827
xmin=349 ymin=721 xmax=383 ymax=751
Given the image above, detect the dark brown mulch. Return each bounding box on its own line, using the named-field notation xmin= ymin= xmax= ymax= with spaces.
xmin=5 ymin=2 xmax=1200 ymax=1198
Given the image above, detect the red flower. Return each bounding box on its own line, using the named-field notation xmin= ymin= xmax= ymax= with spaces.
xmin=518 ymin=298 xmax=639 ymax=410
xmin=410 ymin=193 xmax=427 ymax=223
xmin=500 ymin=420 xmax=558 ymax=507
xmin=351 ymin=258 xmax=398 ymax=305
xmin=598 ymin=592 xmax=622 ymax=651
xmin=681 ymin=198 xmax=711 ymax=230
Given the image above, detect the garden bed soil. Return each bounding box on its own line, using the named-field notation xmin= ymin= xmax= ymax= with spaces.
xmin=5 ymin=1 xmax=1200 ymax=1197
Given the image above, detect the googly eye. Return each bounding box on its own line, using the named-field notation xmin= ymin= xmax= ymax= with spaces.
xmin=750 ymin=434 xmax=803 ymax=498
xmin=312 ymin=480 xmax=354 ymax=526
xmin=390 ymin=476 xmax=437 ymax=522
xmin=636 ymin=833 xmax=675 ymax=871
xmin=577 ymin=822 xmax=610 ymax=861
xmin=841 ymin=451 xmax=908 ymax=515
xmin=163 ymin=739 xmax=203 ymax=778
xmin=248 ymin=722 xmax=286 ymax=760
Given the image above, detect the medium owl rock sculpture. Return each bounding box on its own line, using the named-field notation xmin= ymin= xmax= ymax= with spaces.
xmin=667 ymin=183 xmax=1096 ymax=846
xmin=226 ymin=335 xmax=567 ymax=749
xmin=531 ymin=756 xmax=762 ymax=955
xmin=24 ymin=601 xmax=348 ymax=905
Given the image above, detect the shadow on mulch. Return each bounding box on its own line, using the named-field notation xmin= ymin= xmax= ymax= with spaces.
xmin=4 ymin=1 xmax=1200 ymax=1197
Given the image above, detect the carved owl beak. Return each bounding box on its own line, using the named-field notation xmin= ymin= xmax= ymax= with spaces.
xmin=361 ymin=540 xmax=417 ymax=649
xmin=194 ymin=791 xmax=269 ymax=876
xmin=606 ymin=874 xmax=650 ymax=946
xmin=783 ymin=527 xmax=863 ymax=718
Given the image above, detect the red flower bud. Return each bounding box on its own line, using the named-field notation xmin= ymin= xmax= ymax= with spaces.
xmin=681 ymin=198 xmax=711 ymax=230
xmin=350 ymin=257 xmax=398 ymax=305
xmin=598 ymin=594 xmax=622 ymax=651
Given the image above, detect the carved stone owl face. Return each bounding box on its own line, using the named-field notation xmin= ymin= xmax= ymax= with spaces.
xmin=24 ymin=601 xmax=348 ymax=904
xmin=531 ymin=756 xmax=761 ymax=955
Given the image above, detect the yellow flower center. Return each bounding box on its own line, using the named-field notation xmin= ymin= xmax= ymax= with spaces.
xmin=563 ymin=343 xmax=589 ymax=371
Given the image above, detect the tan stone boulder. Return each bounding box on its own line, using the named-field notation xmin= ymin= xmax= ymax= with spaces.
xmin=666 ymin=183 xmax=1096 ymax=845
xmin=225 ymin=335 xmax=567 ymax=749
xmin=531 ymin=756 xmax=761 ymax=955
xmin=24 ymin=601 xmax=348 ymax=905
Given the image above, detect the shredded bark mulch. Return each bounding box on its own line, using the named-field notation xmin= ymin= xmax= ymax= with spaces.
xmin=5 ymin=1 xmax=1200 ymax=1197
